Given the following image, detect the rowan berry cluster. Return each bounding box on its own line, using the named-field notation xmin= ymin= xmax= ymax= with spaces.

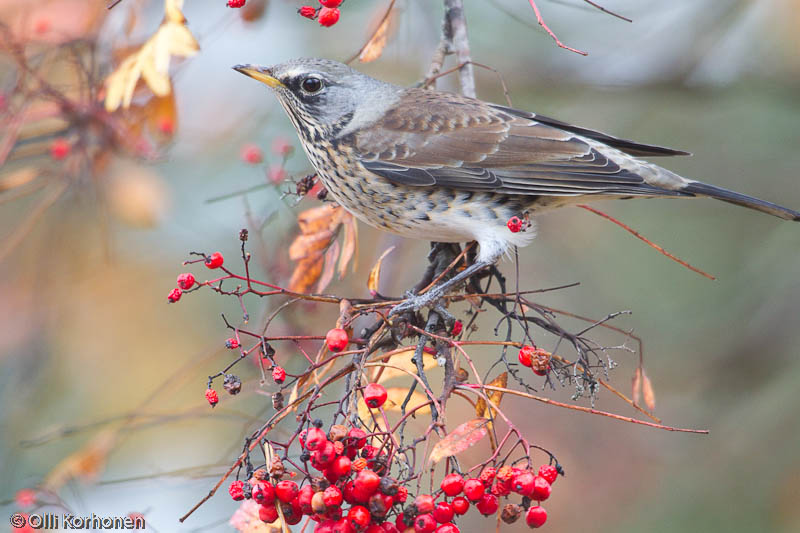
xmin=227 ymin=417 xmax=561 ymax=532
xmin=298 ymin=0 xmax=343 ymax=27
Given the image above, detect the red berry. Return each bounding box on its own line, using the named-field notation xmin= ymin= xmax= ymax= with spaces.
xmin=305 ymin=427 xmax=327 ymax=451
xmin=167 ymin=287 xmax=182 ymax=303
xmin=298 ymin=5 xmax=317 ymax=19
xmin=538 ymin=464 xmax=558 ymax=484
xmin=451 ymin=496 xmax=469 ymax=515
xmin=395 ymin=485 xmax=408 ymax=503
xmin=479 ymin=467 xmax=497 ymax=485
xmin=314 ymin=440 xmax=338 ymax=467
xmin=475 ymin=493 xmax=499 ymax=515
xmin=348 ymin=505 xmax=371 ymax=529
xmin=395 ymin=513 xmax=407 ymax=531
xmin=326 ymin=328 xmax=349 ymax=352
xmin=15 ymin=489 xmax=36 ymax=508
xmin=435 ymin=525 xmax=459 ymax=533
xmin=323 ymin=485 xmax=343 ymax=507
xmin=317 ymin=7 xmax=339 ymax=26
xmin=450 ymin=320 xmax=463 ymax=336
xmin=369 ymin=492 xmax=393 ymax=517
xmin=414 ymin=494 xmax=434 ymax=514
xmin=272 ymin=365 xmax=286 ymax=384
xmin=507 ymin=216 xmax=522 ymax=233
xmin=229 ymin=480 xmax=245 ymax=500
xmin=512 ymin=471 xmax=535 ymax=496
xmin=259 ymin=504 xmax=279 ymax=523
xmin=363 ymin=383 xmax=387 ymax=409
xmin=347 ymin=427 xmax=367 ymax=448
xmin=333 ymin=518 xmax=355 ymax=533
xmin=525 ymin=506 xmax=547 ymax=528
xmin=225 ymin=338 xmax=240 ymax=349
xmin=50 ymin=138 xmax=70 ymax=160
xmin=462 ymin=478 xmax=484 ymax=501
xmin=354 ymin=469 xmax=381 ymax=496
xmin=379 ymin=523 xmax=399 ymax=533
xmin=205 ymin=388 xmax=219 ymax=407
xmin=531 ymin=476 xmax=551 ymax=501
xmin=518 ymin=345 xmax=534 ymax=367
xmin=268 ymin=165 xmax=287 ymax=185
xmin=319 ymin=0 xmax=342 ymax=7
xmin=252 ymin=481 xmax=275 ymax=504
xmin=298 ymin=485 xmax=315 ymax=514
xmin=205 ymin=252 xmax=224 ymax=269
xmin=414 ymin=513 xmax=436 ymax=533
xmin=330 ymin=455 xmax=351 ymax=478
xmin=432 ymin=502 xmax=454 ymax=523
xmin=177 ymin=272 xmax=195 ymax=290
xmin=272 ymin=137 xmax=294 ymax=156
xmin=275 ymin=480 xmax=299 ymax=503
xmin=440 ymin=473 xmax=464 ymax=496
xmin=227 ymin=0 xmax=246 ymax=9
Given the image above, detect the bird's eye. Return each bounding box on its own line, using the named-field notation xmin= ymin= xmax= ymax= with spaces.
xmin=300 ymin=76 xmax=324 ymax=94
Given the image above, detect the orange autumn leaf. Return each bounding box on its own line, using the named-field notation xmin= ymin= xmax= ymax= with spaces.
xmin=43 ymin=428 xmax=118 ymax=490
xmin=632 ymin=366 xmax=642 ymax=406
xmin=642 ymin=370 xmax=656 ymax=411
xmin=475 ymin=372 xmax=507 ymax=420
xmin=429 ymin=418 xmax=489 ymax=464
xmin=359 ymin=1 xmax=397 ymax=63
xmin=367 ymin=246 xmax=395 ymax=296
xmin=288 ymin=205 xmax=357 ymax=293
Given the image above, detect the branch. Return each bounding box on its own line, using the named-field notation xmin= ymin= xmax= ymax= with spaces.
xmin=527 ymin=0 xmax=588 ymax=56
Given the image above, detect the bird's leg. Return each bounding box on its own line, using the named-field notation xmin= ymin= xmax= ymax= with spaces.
xmin=389 ymin=259 xmax=493 ymax=316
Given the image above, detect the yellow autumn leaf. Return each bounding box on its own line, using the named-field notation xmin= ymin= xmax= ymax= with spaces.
xmin=371 ymin=346 xmax=437 ymax=384
xmin=358 ymin=387 xmax=430 ymax=430
xmin=104 ymin=0 xmax=198 ymax=111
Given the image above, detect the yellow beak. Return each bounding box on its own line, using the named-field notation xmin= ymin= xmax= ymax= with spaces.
xmin=233 ymin=64 xmax=286 ymax=89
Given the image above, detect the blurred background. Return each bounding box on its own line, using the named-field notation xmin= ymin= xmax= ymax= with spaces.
xmin=1 ymin=0 xmax=799 ymax=531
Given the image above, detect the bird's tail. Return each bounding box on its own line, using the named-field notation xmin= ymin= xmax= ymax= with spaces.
xmin=682 ymin=181 xmax=800 ymax=221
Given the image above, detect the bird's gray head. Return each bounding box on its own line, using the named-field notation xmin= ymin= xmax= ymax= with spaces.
xmin=233 ymin=58 xmax=399 ymax=139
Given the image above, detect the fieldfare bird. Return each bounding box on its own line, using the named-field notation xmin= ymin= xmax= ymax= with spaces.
xmin=234 ymin=58 xmax=799 ymax=310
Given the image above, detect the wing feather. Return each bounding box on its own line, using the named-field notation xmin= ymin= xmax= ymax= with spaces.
xmin=352 ymin=89 xmax=691 ymax=198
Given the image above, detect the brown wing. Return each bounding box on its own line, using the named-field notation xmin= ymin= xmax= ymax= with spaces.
xmin=353 ymin=89 xmax=692 ymax=198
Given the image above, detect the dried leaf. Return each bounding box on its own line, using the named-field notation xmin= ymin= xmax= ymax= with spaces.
xmin=358 ymin=387 xmax=430 ymax=430
xmin=359 ymin=3 xmax=396 ymax=63
xmin=0 ymin=167 xmax=39 ymax=192
xmin=43 ymin=429 xmax=117 ymax=490
xmin=632 ymin=366 xmax=642 ymax=406
xmin=429 ymin=418 xmax=489 ymax=464
xmin=475 ymin=372 xmax=508 ymax=419
xmin=316 ymin=239 xmax=340 ymax=293
xmin=288 ymin=205 xmax=358 ymax=293
xmin=104 ymin=0 xmax=198 ymax=111
xmin=367 ymin=246 xmax=395 ymax=296
xmin=288 ymin=255 xmax=324 ymax=293
xmin=337 ymin=212 xmax=358 ymax=279
xmin=374 ymin=346 xmax=436 ymax=384
xmin=642 ymin=370 xmax=656 ymax=411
